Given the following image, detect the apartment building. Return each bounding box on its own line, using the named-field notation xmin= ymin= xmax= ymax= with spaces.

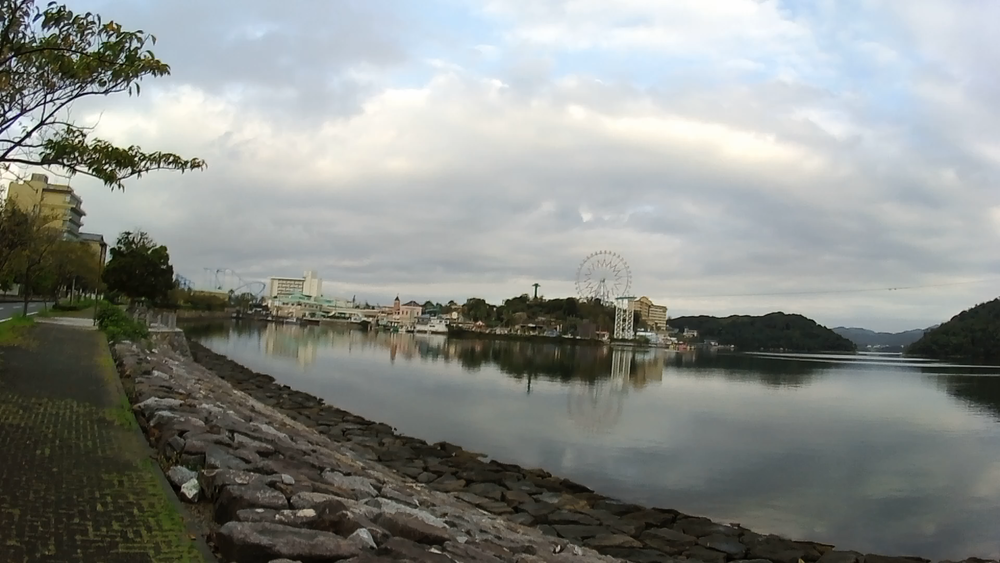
xmin=6 ymin=173 xmax=86 ymax=240
xmin=268 ymin=270 xmax=323 ymax=299
xmin=632 ymin=296 xmax=669 ymax=330
xmin=78 ymin=232 xmax=108 ymax=268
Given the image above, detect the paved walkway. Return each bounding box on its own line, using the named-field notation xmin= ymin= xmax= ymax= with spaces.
xmin=0 ymin=321 xmax=209 ymax=563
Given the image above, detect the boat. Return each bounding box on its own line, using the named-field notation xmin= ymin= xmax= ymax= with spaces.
xmin=418 ymin=318 xmax=449 ymax=334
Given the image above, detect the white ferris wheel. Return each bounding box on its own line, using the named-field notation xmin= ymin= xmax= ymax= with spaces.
xmin=575 ymin=251 xmax=635 ymax=340
xmin=575 ymin=251 xmax=632 ymax=304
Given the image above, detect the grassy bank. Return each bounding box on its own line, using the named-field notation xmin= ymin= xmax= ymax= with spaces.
xmin=0 ymin=315 xmax=34 ymax=346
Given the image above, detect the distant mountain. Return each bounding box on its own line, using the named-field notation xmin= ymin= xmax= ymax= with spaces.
xmin=832 ymin=326 xmax=930 ymax=349
xmin=907 ymin=298 xmax=1000 ymax=363
xmin=669 ymin=312 xmax=855 ymax=353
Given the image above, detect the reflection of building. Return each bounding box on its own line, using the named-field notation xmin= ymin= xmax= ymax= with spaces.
xmin=632 ymin=296 xmax=668 ymax=330
xmin=268 ymin=270 xmax=323 ymax=299
xmin=263 ymin=323 xmax=318 ymax=368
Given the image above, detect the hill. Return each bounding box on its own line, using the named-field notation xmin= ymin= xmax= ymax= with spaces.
xmin=832 ymin=326 xmax=929 ymax=349
xmin=906 ymin=298 xmax=1000 ymax=363
xmin=670 ymin=312 xmax=855 ymax=353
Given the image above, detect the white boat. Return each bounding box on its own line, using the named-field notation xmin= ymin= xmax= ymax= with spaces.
xmin=419 ymin=318 xmax=449 ymax=334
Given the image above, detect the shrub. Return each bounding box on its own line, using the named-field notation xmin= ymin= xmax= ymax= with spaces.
xmin=96 ymin=300 xmax=149 ymax=342
xmin=52 ymin=297 xmax=96 ymax=311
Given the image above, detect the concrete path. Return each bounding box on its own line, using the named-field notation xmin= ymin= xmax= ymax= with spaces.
xmin=0 ymin=322 xmax=209 ymax=563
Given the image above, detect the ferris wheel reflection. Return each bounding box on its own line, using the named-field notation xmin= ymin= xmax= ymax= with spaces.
xmin=566 ymin=347 xmax=665 ymax=433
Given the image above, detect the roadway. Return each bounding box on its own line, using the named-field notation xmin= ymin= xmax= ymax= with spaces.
xmin=0 ymin=301 xmax=49 ymax=322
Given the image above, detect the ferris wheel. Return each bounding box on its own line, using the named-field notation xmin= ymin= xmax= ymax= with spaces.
xmin=576 ymin=251 xmax=632 ymax=304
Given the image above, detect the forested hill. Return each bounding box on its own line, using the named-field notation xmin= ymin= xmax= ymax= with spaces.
xmin=670 ymin=312 xmax=856 ymax=352
xmin=907 ymin=298 xmax=1000 ymax=363
xmin=832 ymin=326 xmax=929 ymax=349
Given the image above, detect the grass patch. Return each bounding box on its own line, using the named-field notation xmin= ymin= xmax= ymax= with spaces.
xmin=0 ymin=315 xmax=34 ymax=346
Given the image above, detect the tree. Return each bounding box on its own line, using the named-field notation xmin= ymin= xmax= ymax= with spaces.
xmin=0 ymin=200 xmax=30 ymax=280
xmin=1 ymin=0 xmax=205 ymax=188
xmin=49 ymin=238 xmax=101 ymax=301
xmin=102 ymin=230 xmax=173 ymax=306
xmin=7 ymin=208 xmax=62 ymax=315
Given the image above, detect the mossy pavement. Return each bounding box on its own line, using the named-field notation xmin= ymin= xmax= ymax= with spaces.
xmin=0 ymin=321 xmax=210 ymax=563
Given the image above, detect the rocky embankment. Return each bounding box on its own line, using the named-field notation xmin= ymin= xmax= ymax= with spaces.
xmin=112 ymin=332 xmax=993 ymax=563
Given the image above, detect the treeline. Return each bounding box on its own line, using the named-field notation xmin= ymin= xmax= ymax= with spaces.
xmin=0 ymin=203 xmax=102 ymax=313
xmin=454 ymin=295 xmax=617 ymax=333
xmin=669 ymin=312 xmax=855 ymax=352
xmin=907 ymin=298 xmax=1000 ymax=363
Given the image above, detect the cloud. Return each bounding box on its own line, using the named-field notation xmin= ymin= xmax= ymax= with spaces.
xmin=45 ymin=0 xmax=1000 ymax=332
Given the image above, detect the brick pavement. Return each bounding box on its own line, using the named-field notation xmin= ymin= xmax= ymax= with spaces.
xmin=0 ymin=322 xmax=209 ymax=563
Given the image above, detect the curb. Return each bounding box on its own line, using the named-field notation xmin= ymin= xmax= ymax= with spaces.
xmin=97 ymin=334 xmax=219 ymax=563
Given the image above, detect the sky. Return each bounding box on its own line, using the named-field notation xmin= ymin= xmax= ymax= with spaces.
xmin=20 ymin=0 xmax=1000 ymax=332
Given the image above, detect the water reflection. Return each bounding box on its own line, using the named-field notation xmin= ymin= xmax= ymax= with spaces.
xmin=188 ymin=321 xmax=1000 ymax=559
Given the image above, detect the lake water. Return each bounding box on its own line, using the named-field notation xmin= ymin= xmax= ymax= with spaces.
xmin=191 ymin=321 xmax=1000 ymax=560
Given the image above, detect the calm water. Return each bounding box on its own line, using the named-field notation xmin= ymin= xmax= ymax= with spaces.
xmin=192 ymin=321 xmax=1000 ymax=559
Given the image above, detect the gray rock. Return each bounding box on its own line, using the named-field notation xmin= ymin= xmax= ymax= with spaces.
xmin=592 ymin=500 xmax=644 ymax=516
xmin=685 ymin=545 xmax=727 ymax=563
xmin=623 ymin=509 xmax=675 ymax=527
xmin=312 ymin=503 xmax=390 ymax=547
xmin=379 ymin=485 xmax=419 ymax=508
xmin=135 ymin=397 xmax=184 ymax=415
xmin=375 ymin=511 xmax=452 ymax=545
xmin=377 ymin=537 xmax=452 ymax=563
xmin=747 ymin=536 xmax=814 ymax=563
xmin=816 ymin=552 xmax=863 ymax=563
xmin=507 ymin=513 xmax=536 ymax=527
xmin=347 ymin=528 xmax=377 ymax=551
xmin=237 ymin=508 xmax=320 ymax=528
xmin=674 ymin=518 xmax=740 ymax=538
xmin=583 ymin=534 xmax=643 ymax=549
xmin=699 ymin=534 xmax=746 ymax=558
xmin=166 ymin=435 xmax=186 ymax=456
xmin=429 ymin=479 xmax=467 ymax=493
xmin=455 ymin=492 xmax=491 ymax=506
xmin=502 ymin=490 xmax=534 ymax=505
xmin=215 ymin=521 xmax=360 ymax=563
xmin=166 ymin=466 xmax=198 ymax=488
xmin=180 ymin=479 xmax=201 ymax=503
xmin=199 ymin=468 xmax=269 ymax=500
xmin=364 ymin=498 xmax=447 ymax=528
xmin=416 ymin=472 xmax=437 ymax=484
xmin=640 ymin=527 xmax=697 ymax=555
xmin=551 ymin=524 xmax=608 ymax=540
xmin=517 ymin=501 xmax=557 ymax=518
xmin=205 ymin=445 xmax=249 ymax=471
xmin=290 ymin=492 xmax=344 ymax=510
xmin=479 ymin=501 xmax=515 ymax=515
xmin=321 ymin=471 xmax=379 ymax=499
xmin=216 ymin=485 xmax=290 ymax=523
xmin=598 ymin=548 xmax=687 ymax=563
xmin=465 ymin=482 xmax=505 ymax=500
xmin=234 ymin=432 xmax=277 ymax=454
xmin=547 ymin=510 xmax=600 ymax=526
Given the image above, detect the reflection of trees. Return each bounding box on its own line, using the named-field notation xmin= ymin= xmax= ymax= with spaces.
xmin=665 ymin=352 xmax=824 ymax=388
xmin=934 ymin=375 xmax=1000 ymax=420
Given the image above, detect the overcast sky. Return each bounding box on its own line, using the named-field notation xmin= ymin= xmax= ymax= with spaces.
xmin=30 ymin=0 xmax=1000 ymax=331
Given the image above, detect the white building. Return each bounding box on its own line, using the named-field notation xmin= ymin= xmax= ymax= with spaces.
xmin=268 ymin=270 xmax=323 ymax=299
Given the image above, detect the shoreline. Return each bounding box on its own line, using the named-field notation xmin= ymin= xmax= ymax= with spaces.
xmin=184 ymin=337 xmax=990 ymax=563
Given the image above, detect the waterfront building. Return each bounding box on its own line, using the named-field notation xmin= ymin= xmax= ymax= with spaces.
xmin=6 ymin=173 xmax=86 ymax=240
xmin=268 ymin=270 xmax=323 ymax=299
xmin=632 ymin=296 xmax=668 ymax=330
